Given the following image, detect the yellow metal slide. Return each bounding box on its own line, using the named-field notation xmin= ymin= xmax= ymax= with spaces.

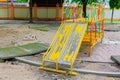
xmin=41 ymin=22 xmax=88 ymax=75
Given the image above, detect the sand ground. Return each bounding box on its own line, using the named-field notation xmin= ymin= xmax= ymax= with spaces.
xmin=0 ymin=21 xmax=120 ymax=80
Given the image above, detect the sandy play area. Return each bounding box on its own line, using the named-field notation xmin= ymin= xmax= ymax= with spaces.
xmin=0 ymin=21 xmax=120 ymax=80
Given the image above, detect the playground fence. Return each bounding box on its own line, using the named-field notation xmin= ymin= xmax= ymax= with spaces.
xmin=0 ymin=3 xmax=120 ymax=21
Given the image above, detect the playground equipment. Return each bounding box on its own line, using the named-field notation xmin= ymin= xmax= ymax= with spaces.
xmin=40 ymin=2 xmax=104 ymax=75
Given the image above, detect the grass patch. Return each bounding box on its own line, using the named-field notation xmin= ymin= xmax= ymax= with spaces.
xmin=105 ymin=20 xmax=120 ymax=24
xmin=32 ymin=26 xmax=51 ymax=31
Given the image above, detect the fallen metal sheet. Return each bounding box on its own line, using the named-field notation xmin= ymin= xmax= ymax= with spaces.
xmin=111 ymin=55 xmax=120 ymax=65
xmin=0 ymin=43 xmax=48 ymax=59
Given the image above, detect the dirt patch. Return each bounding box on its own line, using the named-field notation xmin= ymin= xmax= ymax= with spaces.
xmin=0 ymin=27 xmax=55 ymax=48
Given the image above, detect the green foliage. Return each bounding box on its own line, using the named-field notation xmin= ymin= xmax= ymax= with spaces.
xmin=109 ymin=0 xmax=120 ymax=9
xmin=16 ymin=0 xmax=28 ymax=3
xmin=87 ymin=0 xmax=98 ymax=4
xmin=71 ymin=0 xmax=82 ymax=4
xmin=72 ymin=0 xmax=99 ymax=4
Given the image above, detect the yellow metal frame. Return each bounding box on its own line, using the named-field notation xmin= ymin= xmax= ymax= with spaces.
xmin=0 ymin=0 xmax=7 ymax=2
xmin=40 ymin=66 xmax=77 ymax=75
xmin=40 ymin=2 xmax=104 ymax=75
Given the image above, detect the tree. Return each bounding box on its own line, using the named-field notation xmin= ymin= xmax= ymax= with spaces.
xmin=72 ymin=0 xmax=98 ymax=18
xmin=109 ymin=0 xmax=120 ymax=23
xmin=82 ymin=0 xmax=88 ymax=18
xmin=29 ymin=0 xmax=33 ymax=23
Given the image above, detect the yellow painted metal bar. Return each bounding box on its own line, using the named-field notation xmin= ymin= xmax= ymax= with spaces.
xmin=42 ymin=22 xmax=64 ymax=66
xmin=40 ymin=66 xmax=77 ymax=75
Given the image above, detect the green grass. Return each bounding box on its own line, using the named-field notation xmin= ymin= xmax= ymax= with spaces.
xmin=0 ymin=43 xmax=49 ymax=59
xmin=105 ymin=20 xmax=120 ymax=24
xmin=31 ymin=27 xmax=51 ymax=31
